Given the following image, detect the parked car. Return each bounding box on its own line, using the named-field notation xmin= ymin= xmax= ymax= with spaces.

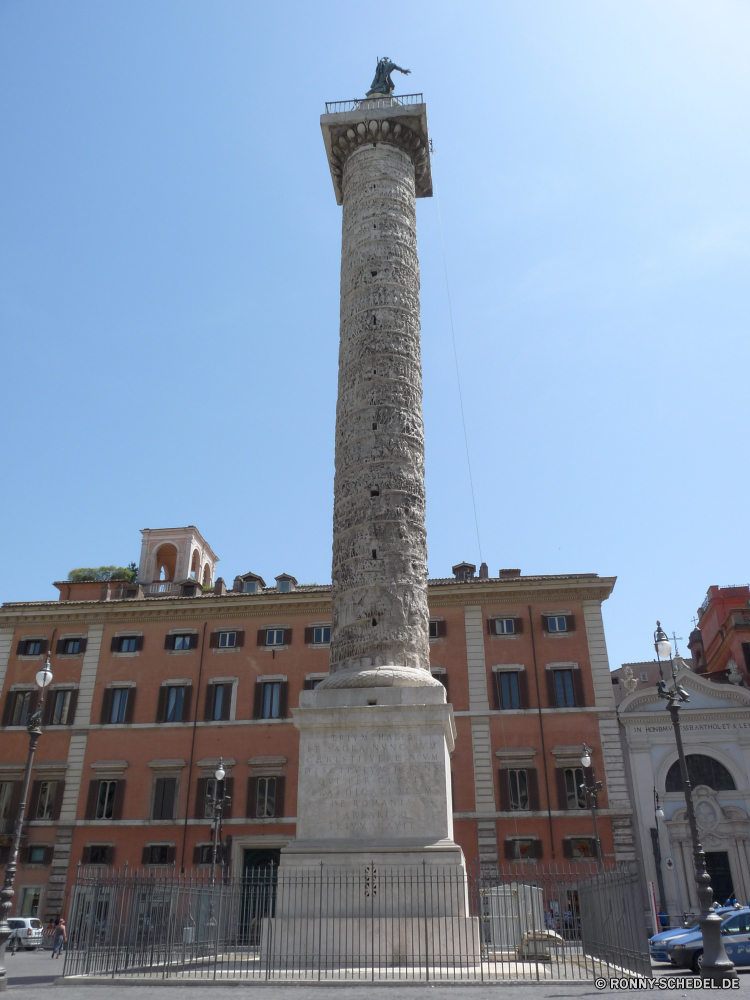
xmin=668 ymin=908 xmax=750 ymax=973
xmin=649 ymin=907 xmax=736 ymax=963
xmin=7 ymin=918 xmax=43 ymax=951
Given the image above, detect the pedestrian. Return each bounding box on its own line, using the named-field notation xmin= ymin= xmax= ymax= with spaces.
xmin=51 ymin=918 xmax=66 ymax=959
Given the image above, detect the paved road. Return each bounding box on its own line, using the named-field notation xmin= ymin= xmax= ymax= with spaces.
xmin=4 ymin=951 xmax=750 ymax=999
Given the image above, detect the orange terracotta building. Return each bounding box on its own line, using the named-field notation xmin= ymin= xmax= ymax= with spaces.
xmin=688 ymin=584 xmax=750 ymax=682
xmin=0 ymin=526 xmax=634 ymax=920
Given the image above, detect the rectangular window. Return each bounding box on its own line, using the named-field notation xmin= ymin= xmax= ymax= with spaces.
xmin=508 ymin=769 xmax=529 ymax=811
xmin=265 ymin=630 xmax=284 ymax=646
xmin=277 ymin=580 xmax=291 ymax=593
xmin=88 ymin=844 xmax=109 ymax=865
xmin=173 ymin=635 xmax=192 ymax=650
xmin=554 ymin=670 xmax=576 ymax=707
xmin=110 ymin=689 xmax=129 ymax=724
xmin=10 ymin=691 xmax=33 ymax=726
xmin=25 ymin=641 xmax=42 ymax=657
xmin=95 ymin=781 xmax=117 ymax=820
xmin=244 ymin=581 xmax=257 ymax=594
xmin=197 ymin=844 xmax=214 ymax=864
xmin=568 ymin=837 xmax=596 ymax=858
xmin=0 ymin=782 xmax=14 ymax=818
xmin=28 ymin=846 xmax=47 ymax=864
xmin=218 ymin=632 xmax=236 ymax=648
xmin=63 ymin=638 xmax=81 ymax=655
xmin=148 ymin=844 xmax=170 ymax=865
xmin=428 ymin=621 xmax=439 ymax=639
xmin=313 ymin=626 xmax=331 ymax=644
xmin=165 ymin=686 xmax=185 ymax=722
xmin=564 ymin=767 xmax=587 ymax=810
xmin=547 ymin=616 xmax=567 ymax=633
xmin=50 ymin=690 xmax=71 ymax=726
xmin=211 ymin=684 xmax=228 ymax=721
xmin=509 ymin=839 xmax=537 ymax=859
xmin=118 ymin=637 xmax=137 ymax=653
xmin=256 ymin=776 xmax=277 ymax=818
xmin=152 ymin=778 xmax=177 ymax=820
xmin=35 ymin=781 xmax=58 ymax=820
xmin=202 ymin=777 xmax=227 ymax=818
xmin=498 ymin=672 xmax=520 ymax=709
xmin=19 ymin=887 xmax=41 ymax=917
xmin=262 ymin=682 xmax=281 ymax=719
xmin=493 ymin=619 xmax=515 ymax=635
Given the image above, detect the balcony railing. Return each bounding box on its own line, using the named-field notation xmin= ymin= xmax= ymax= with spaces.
xmin=325 ymin=93 xmax=424 ymax=114
xmin=147 ymin=582 xmax=179 ymax=596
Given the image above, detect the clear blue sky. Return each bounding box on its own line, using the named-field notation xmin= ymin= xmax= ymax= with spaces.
xmin=2 ymin=1 xmax=748 ymax=670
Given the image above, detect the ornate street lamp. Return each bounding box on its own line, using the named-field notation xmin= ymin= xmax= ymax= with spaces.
xmin=580 ymin=744 xmax=603 ymax=870
xmin=654 ymin=622 xmax=737 ymax=983
xmin=205 ymin=759 xmax=232 ymax=933
xmin=651 ymin=789 xmax=668 ymax=920
xmin=0 ymin=655 xmax=53 ymax=990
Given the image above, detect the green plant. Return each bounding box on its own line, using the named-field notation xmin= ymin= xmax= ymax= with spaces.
xmin=67 ymin=565 xmax=137 ymax=583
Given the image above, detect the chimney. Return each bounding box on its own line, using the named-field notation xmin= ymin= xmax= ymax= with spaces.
xmin=499 ymin=568 xmax=521 ymax=580
xmin=214 ymin=577 xmax=227 ymax=597
xmin=478 ymin=562 xmax=489 ymax=579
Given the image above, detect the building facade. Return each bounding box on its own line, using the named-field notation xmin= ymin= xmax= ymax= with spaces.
xmin=618 ymin=657 xmax=750 ymax=916
xmin=0 ymin=527 xmax=633 ymax=919
xmin=688 ymin=585 xmax=750 ymax=682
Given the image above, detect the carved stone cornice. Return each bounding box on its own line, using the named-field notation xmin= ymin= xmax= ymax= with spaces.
xmin=328 ymin=117 xmax=430 ymax=200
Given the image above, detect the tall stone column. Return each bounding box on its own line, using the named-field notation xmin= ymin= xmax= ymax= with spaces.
xmin=321 ymin=100 xmax=437 ymax=688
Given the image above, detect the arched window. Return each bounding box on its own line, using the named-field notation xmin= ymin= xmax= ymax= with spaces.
xmin=155 ymin=544 xmax=177 ymax=582
xmin=665 ymin=755 xmax=736 ymax=793
xmin=190 ymin=551 xmax=199 ymax=579
xmin=202 ymin=564 xmax=211 ymax=587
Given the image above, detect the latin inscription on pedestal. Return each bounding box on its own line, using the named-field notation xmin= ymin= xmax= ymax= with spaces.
xmin=297 ymin=727 xmax=450 ymax=842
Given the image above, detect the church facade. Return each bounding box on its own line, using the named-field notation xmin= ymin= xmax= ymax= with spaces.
xmin=0 ymin=525 xmax=633 ymax=920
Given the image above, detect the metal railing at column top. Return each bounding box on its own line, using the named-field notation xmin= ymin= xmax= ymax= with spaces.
xmin=325 ymin=94 xmax=424 ymax=114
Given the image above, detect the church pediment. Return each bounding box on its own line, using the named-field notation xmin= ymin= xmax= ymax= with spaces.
xmin=619 ymin=662 xmax=750 ymax=715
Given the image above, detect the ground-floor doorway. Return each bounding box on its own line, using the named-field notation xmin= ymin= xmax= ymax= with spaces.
xmin=705 ymin=851 xmax=734 ymax=904
xmin=239 ymin=848 xmax=281 ymax=944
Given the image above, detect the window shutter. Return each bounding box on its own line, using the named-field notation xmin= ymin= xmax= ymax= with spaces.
xmin=163 ymin=779 xmax=176 ymax=819
xmin=204 ymin=685 xmax=215 ymax=721
xmin=498 ymin=770 xmax=510 ymax=811
xmin=278 ymin=682 xmax=289 ymax=719
xmin=590 ymin=838 xmax=599 ymax=858
xmin=166 ymin=846 xmax=175 ymax=865
xmin=223 ymin=777 xmax=234 ymax=818
xmin=181 ymin=685 xmax=192 ymax=722
xmin=141 ymin=846 xmax=151 ymax=865
xmin=42 ymin=693 xmax=54 ymax=726
xmin=304 ymin=627 xmax=314 ymax=643
xmin=220 ymin=687 xmax=231 ymax=721
xmin=503 ymin=840 xmax=515 ymax=860
xmin=527 ymin=769 xmax=540 ymax=811
xmin=16 ymin=640 xmax=28 ymax=656
xmin=51 ymin=780 xmax=65 ymax=820
xmin=556 ymin=769 xmax=569 ymax=810
xmin=100 ymin=689 xmax=113 ymax=725
xmin=209 ymin=633 xmax=221 ymax=648
xmin=565 ymin=615 xmax=576 ymax=632
xmin=39 ymin=640 xmax=48 ymax=655
xmin=194 ymin=778 xmax=208 ymax=819
xmin=164 ymin=634 xmax=176 ymax=650
xmin=487 ymin=619 xmax=495 ymax=636
xmin=192 ymin=845 xmax=202 ymax=865
xmin=246 ymin=777 xmax=258 ymax=818
xmin=235 ymin=631 xmax=245 ymax=648
xmin=303 ymin=679 xmax=315 ymax=690
xmin=43 ymin=846 xmax=54 ymax=866
xmin=66 ymin=690 xmax=78 ymax=725
xmin=440 ymin=674 xmax=449 ymax=701
xmin=1 ymin=695 xmax=14 ymax=727
xmin=282 ymin=629 xmax=292 ymax=646
xmin=256 ymin=630 xmax=265 ymax=646
xmin=55 ymin=639 xmax=65 ymax=655
xmin=541 ymin=615 xmax=550 ymax=632
xmin=513 ymin=617 xmax=524 ymax=634
xmin=189 ymin=633 xmax=199 ymax=650
xmin=562 ymin=839 xmax=574 ymax=859
xmin=27 ymin=781 xmax=42 ymax=819
xmin=253 ymin=683 xmax=262 ymax=720
xmin=85 ymin=780 xmax=99 ymax=820
xmin=274 ymin=776 xmax=286 ymax=817
xmin=546 ymin=671 xmax=557 ymax=708
xmin=110 ymin=636 xmax=119 ymax=652
xmin=532 ymin=839 xmax=543 ymax=859
xmin=105 ymin=845 xmax=115 ymax=865
xmin=743 ymin=643 xmax=750 ymax=672
xmin=134 ymin=635 xmax=144 ymax=652
xmin=492 ymin=673 xmax=502 ymax=710
xmin=112 ymin=781 xmax=125 ymax=821
xmin=81 ymin=846 xmax=91 ymax=864
xmin=572 ymin=670 xmax=585 ymax=707
xmin=28 ymin=690 xmax=39 ymax=718
xmin=436 ymin=620 xmax=447 ymax=638
xmin=124 ymin=688 xmax=136 ymax=724
xmin=518 ymin=672 xmax=530 ymax=709
xmin=79 ymin=637 xmax=88 ymax=654
xmin=156 ymin=687 xmax=167 ymax=723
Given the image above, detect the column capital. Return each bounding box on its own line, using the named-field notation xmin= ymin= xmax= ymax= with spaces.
xmin=321 ymin=101 xmax=432 ymax=205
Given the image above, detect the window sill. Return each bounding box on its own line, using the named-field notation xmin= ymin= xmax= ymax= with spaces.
xmin=167 ymin=649 xmax=195 ymax=655
xmin=113 ymin=652 xmax=139 ymax=658
xmin=17 ymin=655 xmax=44 ymax=661
xmin=489 ymin=634 xmax=520 ymax=640
xmin=55 ymin=654 xmax=83 ymax=660
xmin=543 ymin=632 xmax=572 ymax=639
xmin=428 ymin=638 xmax=445 ymax=644
xmin=213 ymin=647 xmax=240 ymax=654
xmin=307 ymin=643 xmax=330 ymax=649
xmin=260 ymin=646 xmax=288 ymax=652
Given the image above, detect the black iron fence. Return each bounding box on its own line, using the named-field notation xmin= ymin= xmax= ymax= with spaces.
xmin=325 ymin=94 xmax=424 ymax=114
xmin=62 ymin=862 xmax=649 ymax=981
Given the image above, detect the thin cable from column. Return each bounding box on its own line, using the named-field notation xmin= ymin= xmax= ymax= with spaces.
xmin=434 ymin=168 xmax=483 ymax=564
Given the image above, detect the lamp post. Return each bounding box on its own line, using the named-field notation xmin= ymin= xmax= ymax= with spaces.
xmin=580 ymin=744 xmax=603 ymax=870
xmin=0 ymin=655 xmax=53 ymax=991
xmin=651 ymin=789 xmax=668 ymax=921
xmin=654 ymin=621 xmax=736 ymax=983
xmin=205 ymin=760 xmax=232 ymax=931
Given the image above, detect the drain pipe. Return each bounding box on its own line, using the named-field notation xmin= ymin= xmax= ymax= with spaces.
xmin=180 ymin=621 xmax=207 ymax=872
xmin=529 ymin=606 xmax=555 ymax=858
